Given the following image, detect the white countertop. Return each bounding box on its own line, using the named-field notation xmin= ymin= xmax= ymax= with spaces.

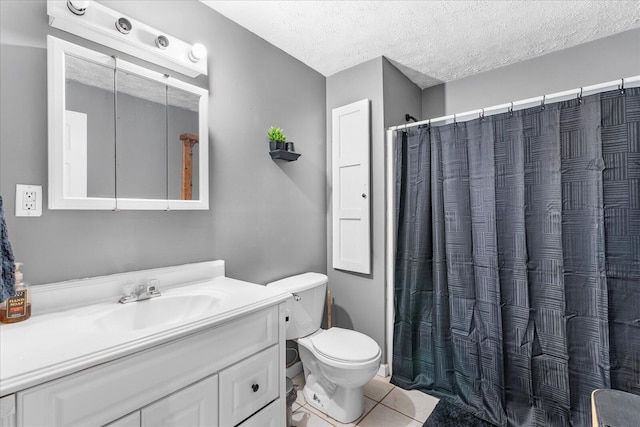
xmin=0 ymin=276 xmax=290 ymax=396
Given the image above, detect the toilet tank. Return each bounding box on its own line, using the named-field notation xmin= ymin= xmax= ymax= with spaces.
xmin=266 ymin=273 xmax=327 ymax=340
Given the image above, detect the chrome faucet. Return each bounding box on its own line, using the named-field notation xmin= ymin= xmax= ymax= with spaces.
xmin=119 ymin=280 xmax=161 ymax=304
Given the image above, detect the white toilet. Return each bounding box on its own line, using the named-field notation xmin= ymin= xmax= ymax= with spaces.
xmin=267 ymin=273 xmax=381 ymax=423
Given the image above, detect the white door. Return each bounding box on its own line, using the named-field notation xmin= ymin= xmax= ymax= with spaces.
xmin=64 ymin=110 xmax=88 ymax=197
xmin=332 ymin=99 xmax=371 ymax=274
xmin=141 ymin=374 xmax=218 ymax=427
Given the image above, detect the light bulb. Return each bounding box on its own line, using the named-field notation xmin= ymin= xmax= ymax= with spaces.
xmin=67 ymin=0 xmax=90 ymax=16
xmin=155 ymin=35 xmax=170 ymax=49
xmin=188 ymin=43 xmax=206 ymax=63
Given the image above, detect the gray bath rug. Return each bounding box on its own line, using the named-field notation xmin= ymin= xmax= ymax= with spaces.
xmin=423 ymin=400 xmax=497 ymax=427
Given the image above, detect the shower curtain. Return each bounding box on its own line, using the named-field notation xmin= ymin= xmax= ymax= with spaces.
xmin=391 ymin=88 xmax=639 ymax=426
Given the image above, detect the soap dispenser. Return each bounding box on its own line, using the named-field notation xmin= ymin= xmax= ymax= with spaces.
xmin=0 ymin=262 xmax=31 ymax=324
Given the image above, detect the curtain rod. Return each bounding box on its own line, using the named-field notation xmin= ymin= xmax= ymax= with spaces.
xmin=388 ymin=75 xmax=640 ymax=131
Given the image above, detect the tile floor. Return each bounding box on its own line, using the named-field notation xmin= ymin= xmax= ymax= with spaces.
xmin=290 ymin=373 xmax=439 ymax=427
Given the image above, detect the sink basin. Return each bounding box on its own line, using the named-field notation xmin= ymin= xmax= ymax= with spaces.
xmin=92 ymin=292 xmax=228 ymax=332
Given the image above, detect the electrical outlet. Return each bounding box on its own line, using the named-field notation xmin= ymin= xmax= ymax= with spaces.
xmin=15 ymin=184 xmax=42 ymax=217
xmin=23 ymin=191 xmax=37 ymax=211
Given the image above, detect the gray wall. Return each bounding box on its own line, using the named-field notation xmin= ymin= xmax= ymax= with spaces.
xmin=0 ymin=0 xmax=326 ymax=285
xmin=423 ymin=28 xmax=640 ymax=117
xmin=326 ymin=57 xmax=421 ymax=361
xmin=66 ymin=80 xmax=116 ymax=198
xmin=326 ymin=57 xmax=385 ymax=355
xmin=382 ymin=59 xmax=422 ymax=129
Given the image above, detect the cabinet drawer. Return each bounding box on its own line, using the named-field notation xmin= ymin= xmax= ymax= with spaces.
xmin=219 ymin=345 xmax=279 ymax=426
xmin=237 ymin=398 xmax=283 ymax=427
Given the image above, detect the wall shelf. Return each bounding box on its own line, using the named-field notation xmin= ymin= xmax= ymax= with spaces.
xmin=269 ymin=150 xmax=301 ymax=161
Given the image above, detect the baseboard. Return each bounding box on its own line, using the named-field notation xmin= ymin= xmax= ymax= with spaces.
xmin=286 ymin=361 xmax=303 ymax=378
xmin=377 ymin=363 xmax=390 ymax=377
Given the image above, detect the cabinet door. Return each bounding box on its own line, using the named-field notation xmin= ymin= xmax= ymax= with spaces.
xmin=103 ymin=412 xmax=140 ymax=427
xmin=141 ymin=374 xmax=218 ymax=427
xmin=0 ymin=395 xmax=16 ymax=427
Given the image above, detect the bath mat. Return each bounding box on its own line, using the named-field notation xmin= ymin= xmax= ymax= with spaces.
xmin=423 ymin=399 xmax=497 ymax=427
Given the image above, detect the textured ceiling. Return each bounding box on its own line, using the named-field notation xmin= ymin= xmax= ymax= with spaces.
xmin=202 ymin=0 xmax=640 ymax=89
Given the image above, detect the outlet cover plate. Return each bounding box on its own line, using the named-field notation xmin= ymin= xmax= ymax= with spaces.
xmin=15 ymin=184 xmax=43 ymax=217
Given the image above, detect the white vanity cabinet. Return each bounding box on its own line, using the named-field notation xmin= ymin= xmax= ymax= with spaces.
xmin=15 ymin=304 xmax=286 ymax=427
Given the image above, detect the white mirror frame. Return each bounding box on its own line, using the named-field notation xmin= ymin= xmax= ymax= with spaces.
xmin=47 ymin=36 xmax=209 ymax=210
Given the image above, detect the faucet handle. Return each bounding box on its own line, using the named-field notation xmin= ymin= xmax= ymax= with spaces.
xmin=146 ymin=279 xmax=161 ymax=296
xmin=119 ymin=282 xmax=137 ymax=303
xmin=136 ymin=283 xmax=147 ymax=295
xmin=122 ymin=282 xmax=135 ymax=297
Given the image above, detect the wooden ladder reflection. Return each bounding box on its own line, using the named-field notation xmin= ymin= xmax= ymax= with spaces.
xmin=179 ymin=133 xmax=199 ymax=200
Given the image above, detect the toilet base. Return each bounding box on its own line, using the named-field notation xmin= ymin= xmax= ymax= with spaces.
xmin=303 ymin=376 xmax=364 ymax=423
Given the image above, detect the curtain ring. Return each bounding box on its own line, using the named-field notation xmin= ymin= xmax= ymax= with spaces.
xmin=453 ymin=114 xmax=457 ymax=126
xmin=479 ymin=108 xmax=485 ymax=120
xmin=541 ymin=95 xmax=546 ymax=110
xmin=577 ymin=87 xmax=583 ymax=104
xmin=619 ymin=77 xmax=625 ymax=94
xmin=508 ymin=102 xmax=514 ymax=116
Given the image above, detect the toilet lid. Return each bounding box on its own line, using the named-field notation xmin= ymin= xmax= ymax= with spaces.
xmin=311 ymin=328 xmax=380 ymax=363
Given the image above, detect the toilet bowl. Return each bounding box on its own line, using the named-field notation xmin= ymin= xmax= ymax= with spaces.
xmin=266 ymin=273 xmax=381 ymax=423
xmin=298 ymin=328 xmax=381 ymax=422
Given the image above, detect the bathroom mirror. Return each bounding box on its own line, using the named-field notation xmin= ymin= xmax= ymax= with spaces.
xmin=48 ymin=36 xmax=209 ymax=210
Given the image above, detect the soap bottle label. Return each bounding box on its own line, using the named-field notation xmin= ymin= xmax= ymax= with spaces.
xmin=6 ymin=290 xmax=27 ymax=319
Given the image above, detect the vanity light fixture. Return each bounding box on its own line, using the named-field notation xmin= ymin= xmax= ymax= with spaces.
xmin=66 ymin=0 xmax=90 ymax=16
xmin=47 ymin=0 xmax=208 ymax=77
xmin=155 ymin=35 xmax=170 ymax=50
xmin=189 ymin=43 xmax=207 ymax=63
xmin=115 ymin=17 xmax=132 ymax=34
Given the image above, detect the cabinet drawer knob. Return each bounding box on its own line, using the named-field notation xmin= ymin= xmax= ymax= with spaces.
xmin=251 ymin=383 xmax=260 ymax=392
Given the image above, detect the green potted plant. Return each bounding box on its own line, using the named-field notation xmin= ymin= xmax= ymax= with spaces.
xmin=268 ymin=126 xmax=286 ymax=151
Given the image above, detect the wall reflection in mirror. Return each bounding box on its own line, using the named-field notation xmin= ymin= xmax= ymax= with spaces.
xmin=64 ymin=54 xmax=116 ymax=199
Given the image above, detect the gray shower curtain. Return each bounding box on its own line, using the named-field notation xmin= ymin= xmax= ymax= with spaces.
xmin=391 ymin=88 xmax=639 ymax=426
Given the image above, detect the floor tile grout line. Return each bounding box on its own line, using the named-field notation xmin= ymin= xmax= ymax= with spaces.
xmin=355 ymin=401 xmax=380 ymax=426
xmin=364 ymin=382 xmax=396 ymax=403
xmin=297 ymin=397 xmax=382 ymax=427
xmin=378 ymin=401 xmax=428 ymax=424
xmin=370 ymin=384 xmax=396 ymax=403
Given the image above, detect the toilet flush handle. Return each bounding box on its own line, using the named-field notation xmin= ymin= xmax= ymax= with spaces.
xmin=292 ymin=294 xmax=301 ymax=301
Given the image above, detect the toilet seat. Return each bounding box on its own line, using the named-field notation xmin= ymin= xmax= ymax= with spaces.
xmin=309 ymin=327 xmax=380 ymax=364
